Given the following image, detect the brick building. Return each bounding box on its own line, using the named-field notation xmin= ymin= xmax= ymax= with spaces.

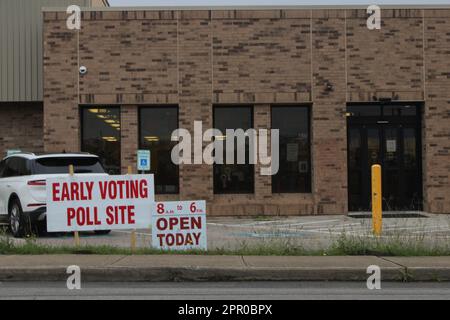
xmin=3 ymin=5 xmax=450 ymax=215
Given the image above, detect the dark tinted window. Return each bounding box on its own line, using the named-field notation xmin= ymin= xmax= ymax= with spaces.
xmin=272 ymin=106 xmax=311 ymax=193
xmin=384 ymin=105 xmax=417 ymax=117
xmin=0 ymin=160 xmax=5 ymax=178
xmin=347 ymin=105 xmax=381 ymax=117
xmin=33 ymin=157 xmax=105 ymax=174
xmin=214 ymin=106 xmax=254 ymax=194
xmin=3 ymin=157 xmax=30 ymax=177
xmin=139 ymin=106 xmax=179 ymax=194
xmin=81 ymin=107 xmax=121 ymax=174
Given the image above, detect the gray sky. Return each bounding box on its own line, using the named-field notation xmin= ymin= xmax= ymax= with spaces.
xmin=109 ymin=0 xmax=450 ymax=6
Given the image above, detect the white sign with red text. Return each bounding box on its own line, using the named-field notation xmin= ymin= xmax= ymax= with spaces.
xmin=151 ymin=201 xmax=207 ymax=251
xmin=46 ymin=175 xmax=154 ymax=232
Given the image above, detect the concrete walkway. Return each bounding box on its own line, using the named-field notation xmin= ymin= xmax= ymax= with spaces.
xmin=0 ymin=255 xmax=449 ymax=282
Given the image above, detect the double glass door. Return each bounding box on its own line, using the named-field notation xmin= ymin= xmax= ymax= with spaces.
xmin=347 ymin=104 xmax=422 ymax=211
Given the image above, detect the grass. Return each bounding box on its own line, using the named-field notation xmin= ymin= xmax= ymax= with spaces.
xmin=0 ymin=234 xmax=320 ymax=256
xmin=326 ymin=232 xmax=450 ymax=256
xmin=1 ymin=230 xmax=450 ymax=256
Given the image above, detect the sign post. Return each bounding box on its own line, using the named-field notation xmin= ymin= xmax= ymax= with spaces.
xmin=151 ymin=201 xmax=207 ymax=251
xmin=371 ymin=164 xmax=382 ymax=236
xmin=128 ymin=165 xmax=137 ymax=253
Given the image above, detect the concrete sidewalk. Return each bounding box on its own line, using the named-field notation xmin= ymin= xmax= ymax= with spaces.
xmin=0 ymin=255 xmax=449 ymax=282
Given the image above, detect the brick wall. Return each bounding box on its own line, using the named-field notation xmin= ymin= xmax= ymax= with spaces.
xmin=423 ymin=10 xmax=450 ymax=213
xmin=43 ymin=15 xmax=79 ymax=154
xmin=0 ymin=103 xmax=44 ymax=157
xmin=42 ymin=8 xmax=450 ymax=215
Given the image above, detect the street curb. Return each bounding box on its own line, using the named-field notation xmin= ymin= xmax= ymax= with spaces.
xmin=0 ymin=266 xmax=409 ymax=282
xmin=406 ymin=268 xmax=450 ymax=282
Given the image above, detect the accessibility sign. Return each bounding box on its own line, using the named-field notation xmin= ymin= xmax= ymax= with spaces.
xmin=137 ymin=150 xmax=151 ymax=171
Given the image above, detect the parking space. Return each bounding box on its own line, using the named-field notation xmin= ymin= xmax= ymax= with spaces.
xmin=3 ymin=213 xmax=450 ymax=250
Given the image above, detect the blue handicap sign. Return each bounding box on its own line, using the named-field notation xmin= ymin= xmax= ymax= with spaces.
xmin=137 ymin=150 xmax=151 ymax=171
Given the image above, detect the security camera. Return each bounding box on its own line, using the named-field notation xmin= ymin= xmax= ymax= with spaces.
xmin=79 ymin=66 xmax=87 ymax=75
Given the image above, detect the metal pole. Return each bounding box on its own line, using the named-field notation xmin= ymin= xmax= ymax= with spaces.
xmin=371 ymin=164 xmax=382 ymax=236
xmin=128 ymin=165 xmax=137 ymax=253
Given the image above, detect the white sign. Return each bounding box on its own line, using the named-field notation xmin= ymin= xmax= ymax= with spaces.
xmin=386 ymin=140 xmax=397 ymax=153
xmin=6 ymin=149 xmax=21 ymax=157
xmin=286 ymin=143 xmax=299 ymax=162
xmin=151 ymin=200 xmax=207 ymax=251
xmin=137 ymin=150 xmax=151 ymax=171
xmin=46 ymin=175 xmax=154 ymax=232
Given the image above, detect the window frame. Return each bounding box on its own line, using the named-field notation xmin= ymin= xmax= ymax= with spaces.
xmin=270 ymin=104 xmax=312 ymax=194
xmin=80 ymin=106 xmax=122 ymax=175
xmin=213 ymin=104 xmax=255 ymax=195
xmin=138 ymin=105 xmax=180 ymax=195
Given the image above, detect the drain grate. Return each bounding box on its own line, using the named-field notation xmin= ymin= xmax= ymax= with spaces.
xmin=349 ymin=211 xmax=429 ymax=219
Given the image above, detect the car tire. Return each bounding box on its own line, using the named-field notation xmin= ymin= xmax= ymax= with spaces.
xmin=94 ymin=230 xmax=111 ymax=235
xmin=8 ymin=199 xmax=31 ymax=238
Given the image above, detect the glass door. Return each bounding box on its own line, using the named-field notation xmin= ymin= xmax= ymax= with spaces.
xmin=347 ymin=104 xmax=422 ymax=212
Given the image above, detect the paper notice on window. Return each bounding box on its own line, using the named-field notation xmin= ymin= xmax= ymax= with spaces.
xmin=299 ymin=161 xmax=308 ymax=173
xmin=386 ymin=140 xmax=397 ymax=153
xmin=286 ymin=143 xmax=299 ymax=162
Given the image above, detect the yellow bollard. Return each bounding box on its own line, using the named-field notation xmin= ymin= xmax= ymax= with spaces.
xmin=69 ymin=165 xmax=81 ymax=247
xmin=371 ymin=164 xmax=382 ymax=236
xmin=128 ymin=166 xmax=137 ymax=253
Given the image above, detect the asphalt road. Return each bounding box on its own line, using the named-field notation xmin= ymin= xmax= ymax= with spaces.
xmin=1 ymin=281 xmax=450 ymax=300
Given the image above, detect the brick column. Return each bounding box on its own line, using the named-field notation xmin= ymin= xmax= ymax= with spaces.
xmin=178 ymin=14 xmax=214 ymax=202
xmin=423 ymin=13 xmax=450 ymax=213
xmin=311 ymin=11 xmax=348 ymax=214
xmin=254 ymin=105 xmax=272 ymax=201
xmin=43 ymin=15 xmax=79 ymax=153
xmin=120 ymin=105 xmax=138 ymax=174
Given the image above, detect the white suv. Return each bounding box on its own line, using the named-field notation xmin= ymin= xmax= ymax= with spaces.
xmin=0 ymin=153 xmax=108 ymax=237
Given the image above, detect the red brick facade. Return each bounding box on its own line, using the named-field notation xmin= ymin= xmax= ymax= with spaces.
xmin=0 ymin=103 xmax=44 ymax=156
xmin=40 ymin=8 xmax=450 ymax=215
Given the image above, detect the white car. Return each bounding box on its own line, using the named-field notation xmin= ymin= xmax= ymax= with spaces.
xmin=0 ymin=153 xmax=109 ymax=237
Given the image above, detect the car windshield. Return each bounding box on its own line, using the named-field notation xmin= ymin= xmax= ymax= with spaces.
xmin=33 ymin=157 xmax=106 ymax=174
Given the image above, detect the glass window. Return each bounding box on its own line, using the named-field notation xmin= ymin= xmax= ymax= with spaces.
xmin=0 ymin=160 xmax=5 ymax=178
xmin=272 ymin=106 xmax=311 ymax=193
xmin=347 ymin=105 xmax=381 ymax=117
xmin=81 ymin=107 xmax=121 ymax=175
xmin=384 ymin=105 xmax=417 ymax=117
xmin=3 ymin=157 xmax=30 ymax=177
xmin=32 ymin=157 xmax=105 ymax=174
xmin=139 ymin=107 xmax=179 ymax=194
xmin=214 ymin=106 xmax=254 ymax=194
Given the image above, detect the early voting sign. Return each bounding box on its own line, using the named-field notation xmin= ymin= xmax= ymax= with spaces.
xmin=152 ymin=201 xmax=207 ymax=251
xmin=46 ymin=175 xmax=154 ymax=232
